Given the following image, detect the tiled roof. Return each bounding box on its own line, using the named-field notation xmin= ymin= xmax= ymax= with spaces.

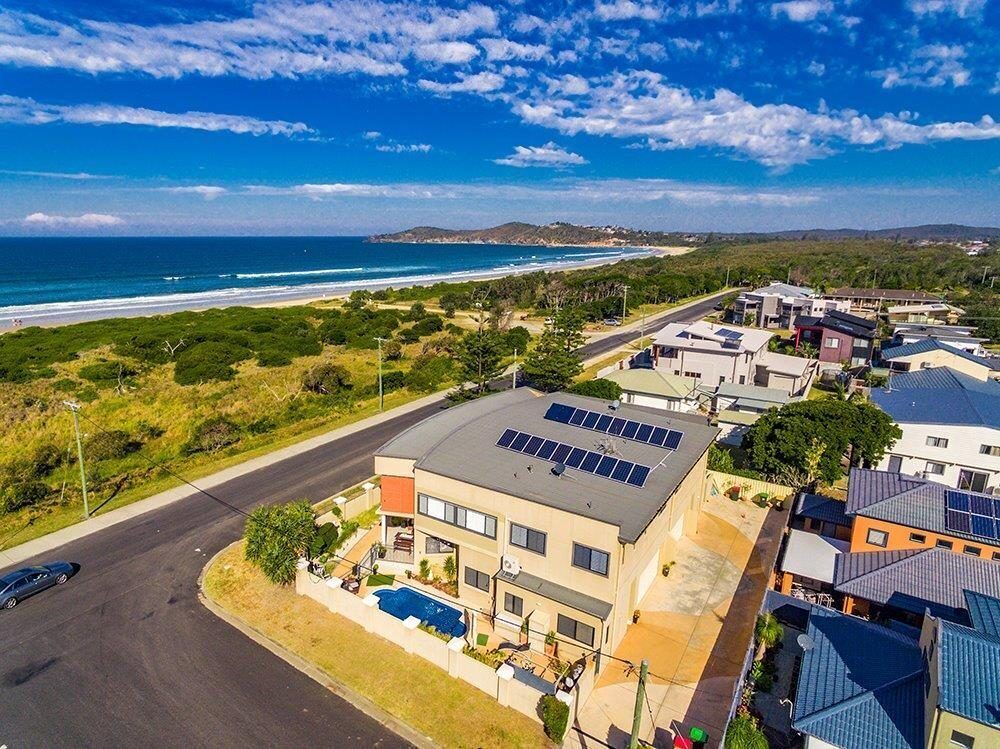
xmin=819 ymin=310 xmax=878 ymax=339
xmin=938 ymin=618 xmax=1000 ymax=727
xmin=796 ymin=493 xmax=851 ymax=526
xmin=792 ymin=607 xmax=924 ymax=749
xmin=872 ymin=367 xmax=1000 ymax=427
xmin=881 ymin=338 xmax=1000 ymax=370
xmin=965 ymin=590 xmax=1000 ymax=637
xmin=602 ymin=368 xmax=697 ymax=399
xmin=833 ymin=548 xmax=1000 ymax=621
xmin=828 ymin=287 xmax=942 ymax=302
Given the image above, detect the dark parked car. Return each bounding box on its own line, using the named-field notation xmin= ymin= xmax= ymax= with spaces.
xmin=1 ymin=562 xmax=75 ymax=609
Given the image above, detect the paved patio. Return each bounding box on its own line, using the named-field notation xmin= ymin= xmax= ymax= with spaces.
xmin=570 ymin=492 xmax=787 ymax=748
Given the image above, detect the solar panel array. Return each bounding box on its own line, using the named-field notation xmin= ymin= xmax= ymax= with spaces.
xmin=496 ymin=428 xmax=651 ymax=488
xmin=717 ymin=328 xmax=744 ymax=340
xmin=543 ymin=403 xmax=683 ymax=450
xmin=944 ymin=489 xmax=1000 ymax=541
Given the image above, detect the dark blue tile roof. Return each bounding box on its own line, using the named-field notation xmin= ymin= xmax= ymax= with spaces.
xmin=822 ymin=310 xmax=878 ymax=339
xmin=871 ymin=366 xmax=1000 ymax=427
xmin=796 ymin=493 xmax=851 ymax=526
xmin=792 ymin=607 xmax=924 ymax=749
xmin=965 ymin=590 xmax=1000 ymax=638
xmin=833 ymin=548 xmax=1000 ymax=621
xmin=882 ymin=338 xmax=1000 ymax=369
xmin=938 ymin=618 xmax=1000 ymax=727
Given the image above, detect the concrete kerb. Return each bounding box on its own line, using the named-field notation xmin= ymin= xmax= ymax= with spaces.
xmin=197 ymin=543 xmax=437 ymax=749
xmin=0 ymin=390 xmax=447 ymax=568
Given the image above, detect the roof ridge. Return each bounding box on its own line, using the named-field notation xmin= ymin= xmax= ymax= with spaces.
xmin=837 ymin=547 xmax=927 ymax=583
xmin=795 ymin=670 xmax=923 ymax=727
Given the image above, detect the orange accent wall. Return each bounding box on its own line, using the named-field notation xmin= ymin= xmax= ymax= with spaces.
xmin=850 ymin=515 xmax=1000 ymax=559
xmin=380 ymin=476 xmax=415 ymax=515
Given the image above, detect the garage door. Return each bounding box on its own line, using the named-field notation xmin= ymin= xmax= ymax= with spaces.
xmin=635 ymin=553 xmax=659 ymax=607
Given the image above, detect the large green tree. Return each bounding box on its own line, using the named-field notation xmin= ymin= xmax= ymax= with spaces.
xmin=523 ymin=309 xmax=586 ymax=392
xmin=742 ymin=398 xmax=901 ymax=487
xmin=453 ymin=328 xmax=505 ymax=395
xmin=244 ymin=500 xmax=317 ymax=585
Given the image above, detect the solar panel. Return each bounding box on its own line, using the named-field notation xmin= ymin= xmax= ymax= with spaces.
xmin=945 ymin=490 xmax=970 ymax=512
xmin=971 ymin=495 xmax=993 ymax=516
xmin=542 ymin=402 xmax=685 ymax=451
xmin=994 ymin=499 xmax=1000 ymax=519
xmin=947 ymin=510 xmax=972 ymax=534
xmin=718 ymin=328 xmax=743 ymax=340
xmin=972 ymin=515 xmax=996 ymax=539
xmin=945 ymin=489 xmax=1000 ymax=541
xmin=495 ymin=428 xmax=651 ymax=487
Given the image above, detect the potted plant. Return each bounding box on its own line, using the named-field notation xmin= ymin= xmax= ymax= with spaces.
xmin=632 ymin=609 xmax=641 ymax=624
xmin=661 ymin=561 xmax=675 ymax=577
xmin=544 ymin=630 xmax=558 ymax=656
xmin=418 ymin=558 xmax=431 ymax=580
xmin=726 ymin=485 xmax=741 ymax=501
xmin=520 ymin=618 xmax=530 ymax=645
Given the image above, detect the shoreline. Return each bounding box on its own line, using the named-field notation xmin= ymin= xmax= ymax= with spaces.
xmin=1 ymin=246 xmax=666 ymax=329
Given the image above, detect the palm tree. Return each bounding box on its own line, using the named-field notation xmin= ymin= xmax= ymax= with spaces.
xmin=443 ymin=554 xmax=456 ymax=583
xmin=754 ymin=612 xmax=784 ymax=660
xmin=797 ymin=341 xmax=818 ymax=359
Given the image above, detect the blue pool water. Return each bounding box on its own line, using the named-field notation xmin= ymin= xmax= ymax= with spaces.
xmin=373 ymin=587 xmax=467 ymax=638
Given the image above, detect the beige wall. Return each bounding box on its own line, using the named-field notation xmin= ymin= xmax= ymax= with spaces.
xmin=929 ymin=710 xmax=999 ymax=748
xmin=374 ymin=455 xmax=416 ymax=478
xmin=890 ymin=350 xmax=991 ymax=380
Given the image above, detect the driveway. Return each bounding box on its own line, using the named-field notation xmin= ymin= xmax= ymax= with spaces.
xmin=571 ymin=492 xmax=786 ymax=748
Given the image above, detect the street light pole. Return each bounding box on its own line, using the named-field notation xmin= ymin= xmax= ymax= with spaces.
xmin=627 ymin=659 xmax=649 ymax=749
xmin=375 ymin=337 xmax=387 ymax=411
xmin=511 ymin=348 xmax=518 ymax=390
xmin=622 ymin=284 xmax=629 ymax=323
xmin=64 ymin=401 xmax=90 ymax=518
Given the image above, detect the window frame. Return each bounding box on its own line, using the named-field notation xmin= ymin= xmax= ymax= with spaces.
xmin=463 ymin=566 xmax=490 ymax=592
xmin=503 ymin=592 xmax=523 ymax=617
xmin=909 ymin=532 xmax=926 ymax=544
xmin=866 ymin=528 xmax=889 ymax=548
xmin=557 ymin=613 xmax=595 ymax=647
xmin=949 ymin=729 xmax=975 ymax=749
xmin=417 ymin=493 xmax=497 ymax=539
xmin=958 ymin=469 xmax=990 ymax=493
xmin=964 ymin=545 xmax=982 ymax=557
xmin=926 ymin=435 xmax=949 ymax=448
xmin=980 ymin=444 xmax=1000 ymax=457
xmin=924 ymin=461 xmax=946 ymax=476
xmin=509 ymin=522 xmax=547 ymax=556
xmin=936 ymin=539 xmax=954 ymax=550
xmin=572 ymin=542 xmax=611 ymax=577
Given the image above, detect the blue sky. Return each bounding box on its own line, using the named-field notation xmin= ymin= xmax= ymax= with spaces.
xmin=0 ymin=0 xmax=997 ymax=234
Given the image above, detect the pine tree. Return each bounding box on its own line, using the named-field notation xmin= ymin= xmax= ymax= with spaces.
xmin=523 ymin=309 xmax=585 ymax=392
xmin=454 ymin=328 xmax=505 ymax=394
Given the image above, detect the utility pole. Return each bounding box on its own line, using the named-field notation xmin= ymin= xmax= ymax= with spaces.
xmin=64 ymin=401 xmax=89 ymax=518
xmin=375 ymin=337 xmax=388 ymax=411
xmin=725 ymin=267 xmax=730 ymax=288
xmin=982 ymin=266 xmax=990 ymax=284
xmin=622 ymin=284 xmax=629 ymax=323
xmin=628 ymin=659 xmax=649 ymax=749
xmin=511 ymin=348 xmax=518 ymax=390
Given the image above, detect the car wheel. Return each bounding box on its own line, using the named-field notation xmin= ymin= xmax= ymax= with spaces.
xmin=56 ymin=573 xmax=69 ymax=585
xmin=3 ymin=597 xmax=17 ymax=609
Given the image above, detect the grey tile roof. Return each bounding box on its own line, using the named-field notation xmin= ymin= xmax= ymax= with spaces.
xmin=881 ymin=338 xmax=1000 ymax=370
xmin=819 ymin=310 xmax=878 ymax=339
xmin=965 ymin=590 xmax=1000 ymax=638
xmin=828 ymin=287 xmax=942 ymax=303
xmin=795 ymin=493 xmax=851 ymax=526
xmin=792 ymin=607 xmax=924 ymax=749
xmin=872 ymin=367 xmax=1000 ymax=426
xmin=833 ymin=548 xmax=1000 ymax=620
xmin=496 ymin=569 xmax=613 ymax=620
xmin=378 ymin=389 xmax=719 ymax=544
xmin=715 ymin=381 xmax=790 ymax=404
xmin=938 ymin=618 xmax=1000 ymax=727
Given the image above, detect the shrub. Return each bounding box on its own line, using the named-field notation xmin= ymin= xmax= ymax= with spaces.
xmin=185 ymin=417 xmax=241 ymax=454
xmin=411 ymin=315 xmax=444 ymax=337
xmin=539 ymin=694 xmax=570 ymax=741
xmin=405 ymin=354 xmax=453 ymax=392
xmin=303 ymin=363 xmax=352 ymax=395
xmin=1 ymin=480 xmax=49 ymax=513
xmin=246 ymin=417 xmax=277 ymax=435
xmin=567 ymin=379 xmax=623 ymax=401
xmin=78 ymin=360 xmax=137 ymax=386
xmin=26 ymin=444 xmax=63 ymax=478
xmin=503 ymin=326 xmax=531 ymax=355
xmin=382 ymin=339 xmax=403 ymax=360
xmin=243 ymin=500 xmax=316 ymax=585
xmin=418 ymin=558 xmax=431 ymax=579
xmin=87 ymin=430 xmax=141 ymax=461
xmin=309 ymin=521 xmax=340 ymax=558
xmin=397 ymin=328 xmax=420 ymax=344
xmin=708 ymin=443 xmax=736 ymax=473
xmin=174 ymin=341 xmax=251 ymax=384
xmin=256 ymin=349 xmax=292 ymax=367
xmin=406 ymin=302 xmax=427 ymax=320
xmin=381 ymin=370 xmax=406 ymax=392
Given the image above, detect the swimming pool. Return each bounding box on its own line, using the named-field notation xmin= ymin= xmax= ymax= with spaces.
xmin=373 ymin=587 xmax=467 ymax=638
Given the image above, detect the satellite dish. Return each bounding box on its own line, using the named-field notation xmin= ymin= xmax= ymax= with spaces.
xmin=552 ymin=463 xmax=566 ymax=477
xmin=797 ymin=633 xmax=815 ymax=651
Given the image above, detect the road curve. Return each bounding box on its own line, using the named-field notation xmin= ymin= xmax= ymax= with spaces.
xmin=0 ymin=292 xmax=725 ymax=748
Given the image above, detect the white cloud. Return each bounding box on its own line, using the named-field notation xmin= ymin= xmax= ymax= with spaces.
xmin=510 ymin=71 xmax=1000 ymax=168
xmin=0 ymin=94 xmax=313 ymax=137
xmin=23 ymin=212 xmax=124 ymax=227
xmin=418 ymin=71 xmax=505 ymax=94
xmin=807 ymin=61 xmax=826 ymax=76
xmin=669 ymin=38 xmax=703 ymax=53
xmin=874 ymin=44 xmax=970 ymax=89
xmin=363 ymin=130 xmax=382 ymax=140
xmin=0 ymin=169 xmax=112 ymax=179
xmin=770 ymin=1 xmax=832 ymax=22
xmin=494 ymin=142 xmax=588 ymax=168
xmin=414 ymin=41 xmax=479 ymax=64
xmin=907 ymin=0 xmax=986 ymax=18
xmin=479 ymin=38 xmax=550 ymax=62
xmin=594 ymin=1 xmax=662 ymax=21
xmin=243 ymin=182 xmax=454 ymax=199
xmin=375 ymin=142 xmax=432 ymax=153
xmin=159 ymin=185 xmax=227 ymax=200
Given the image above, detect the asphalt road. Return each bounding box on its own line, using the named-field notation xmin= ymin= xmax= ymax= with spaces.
xmin=0 ymin=292 xmax=725 ymax=749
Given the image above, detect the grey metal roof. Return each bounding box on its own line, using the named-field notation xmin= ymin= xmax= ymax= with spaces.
xmin=792 ymin=607 xmax=924 ymax=749
xmin=846 ymin=468 xmax=991 ymax=545
xmin=715 ymin=381 xmax=790 ymax=405
xmin=882 ymin=338 xmax=1000 ymax=370
xmin=796 ymin=493 xmax=851 ymax=526
xmin=938 ymin=618 xmax=1000 ymax=727
xmin=496 ymin=569 xmax=613 ymax=620
xmin=965 ymin=590 xmax=1000 ymax=638
xmin=819 ymin=310 xmax=878 ymax=339
xmin=828 ymin=287 xmax=942 ymax=302
xmin=872 ymin=367 xmax=1000 ymax=427
xmin=833 ymin=548 xmax=1000 ymax=621
xmin=378 ymin=389 xmax=719 ymax=544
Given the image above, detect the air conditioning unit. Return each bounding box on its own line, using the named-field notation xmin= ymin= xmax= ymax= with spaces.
xmin=501 ymin=554 xmax=521 ymax=577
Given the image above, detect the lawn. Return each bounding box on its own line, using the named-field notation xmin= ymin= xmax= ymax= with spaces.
xmin=366 ymin=573 xmax=395 ymax=587
xmin=203 ymin=543 xmax=551 ymax=749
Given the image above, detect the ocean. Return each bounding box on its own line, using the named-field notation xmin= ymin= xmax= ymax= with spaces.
xmin=0 ymin=237 xmax=649 ymax=327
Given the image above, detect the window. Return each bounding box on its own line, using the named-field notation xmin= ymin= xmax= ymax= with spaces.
xmin=557 ymin=613 xmax=595 ymax=647
xmin=924 ymin=461 xmax=946 ymax=476
xmin=926 ymin=436 xmax=949 ymax=448
xmin=683 ymin=371 xmax=701 ymax=379
xmin=949 ymin=730 xmax=975 ymax=749
xmin=866 ymin=528 xmax=889 ymax=548
xmin=993 ymin=551 xmax=1000 ymax=561
xmin=503 ymin=592 xmax=523 ymax=617
xmin=980 ymin=444 xmax=1000 ymax=457
xmin=964 ymin=545 xmax=982 ymax=557
xmin=464 ymin=566 xmax=490 ymax=592
xmin=909 ymin=532 xmax=926 ymax=544
xmin=887 ymin=455 xmax=903 ymax=473
xmin=425 ymin=536 xmax=455 ymax=554
xmin=510 ymin=523 xmax=546 ymax=555
xmin=738 ymin=375 xmax=746 ymax=385
xmin=824 ymin=337 xmax=839 ymax=348
xmin=418 ymin=494 xmax=497 ymax=539
xmin=958 ymin=469 xmax=990 ymax=493
xmin=572 ymin=543 xmax=610 ymax=576
xmin=936 ymin=539 xmax=954 ymax=550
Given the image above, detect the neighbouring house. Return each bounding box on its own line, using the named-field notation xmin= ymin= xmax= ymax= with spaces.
xmin=651 ymin=320 xmax=816 ymax=395
xmin=871 ymin=368 xmax=1000 ymax=492
xmin=892 ymin=323 xmax=987 ymax=356
xmin=600 ymin=368 xmax=699 ymax=412
xmin=824 ymin=287 xmax=943 ymax=313
xmin=731 ymin=282 xmax=849 ymax=329
xmin=793 ymin=310 xmax=878 ymax=367
xmin=711 ymin=381 xmax=792 ymax=445
xmin=881 ymin=339 xmax=1000 ymax=381
xmin=373 ymin=388 xmax=718 ymax=668
xmin=887 ymin=302 xmax=965 ymax=325
xmin=774 ymin=528 xmax=850 ymax=604
xmin=791 ymin=601 xmax=1000 ymax=749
